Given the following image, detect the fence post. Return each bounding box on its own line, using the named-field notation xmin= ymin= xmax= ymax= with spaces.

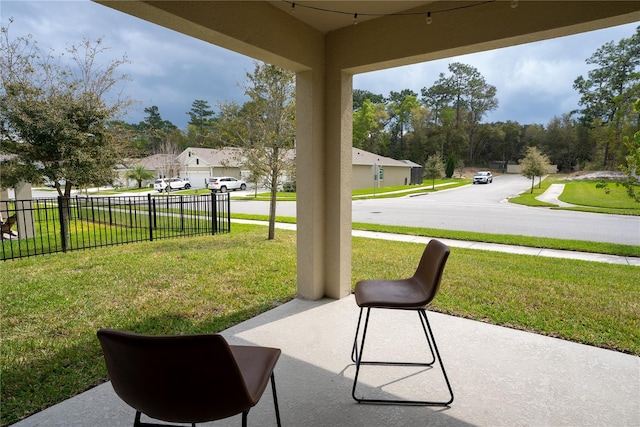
xmin=128 ymin=199 xmax=134 ymax=228
xmin=75 ymin=195 xmax=82 ymax=220
xmin=226 ymin=192 xmax=231 ymax=232
xmin=148 ymin=193 xmax=153 ymax=242
xmin=58 ymin=196 xmax=68 ymax=253
xmin=108 ymin=198 xmax=113 ymax=225
xmin=211 ymin=192 xmax=217 ymax=235
xmin=180 ymin=195 xmax=185 ymax=232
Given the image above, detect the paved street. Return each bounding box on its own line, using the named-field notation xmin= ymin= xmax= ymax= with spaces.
xmin=231 ymin=175 xmax=640 ymax=246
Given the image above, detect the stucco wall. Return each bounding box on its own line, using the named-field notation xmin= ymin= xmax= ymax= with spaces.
xmin=352 ymin=165 xmax=412 ymax=190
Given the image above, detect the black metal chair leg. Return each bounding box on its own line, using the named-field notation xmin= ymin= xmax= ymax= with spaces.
xmin=271 ymin=372 xmax=282 ymax=427
xmin=420 ymin=310 xmax=454 ymax=405
xmin=351 ymin=307 xmax=365 ymax=363
xmin=418 ymin=310 xmax=436 ymax=366
xmin=354 ymin=309 xmax=435 ymax=368
xmin=351 ymin=307 xmax=372 ymax=402
xmin=242 ymin=411 xmax=248 ymax=427
xmin=351 ymin=308 xmax=453 ymax=406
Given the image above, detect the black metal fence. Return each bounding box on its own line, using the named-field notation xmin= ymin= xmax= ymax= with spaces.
xmin=0 ymin=192 xmax=230 ymax=261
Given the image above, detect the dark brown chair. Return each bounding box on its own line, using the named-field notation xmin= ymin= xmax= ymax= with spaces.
xmin=351 ymin=239 xmax=454 ymax=406
xmin=97 ymin=329 xmax=282 ymax=427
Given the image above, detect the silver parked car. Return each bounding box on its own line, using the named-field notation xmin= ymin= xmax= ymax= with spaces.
xmin=207 ymin=177 xmax=247 ymax=193
xmin=472 ymin=171 xmax=493 ymax=184
xmin=154 ymin=178 xmax=191 ymax=192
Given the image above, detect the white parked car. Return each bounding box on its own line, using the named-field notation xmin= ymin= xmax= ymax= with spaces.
xmin=473 ymin=171 xmax=493 ymax=184
xmin=207 ymin=177 xmax=247 ymax=193
xmin=154 ymin=178 xmax=191 ymax=192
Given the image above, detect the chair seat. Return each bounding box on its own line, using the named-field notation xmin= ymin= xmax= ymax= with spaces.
xmin=355 ymin=277 xmax=429 ymax=309
xmin=230 ymin=345 xmax=281 ymax=405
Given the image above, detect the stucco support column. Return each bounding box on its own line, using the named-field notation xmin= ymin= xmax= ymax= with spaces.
xmin=295 ymin=66 xmax=352 ymax=300
xmin=296 ymin=70 xmax=326 ymax=300
xmin=323 ymin=69 xmax=353 ymax=299
xmin=14 ymin=182 xmax=35 ymax=239
xmin=0 ymin=188 xmax=9 ymax=219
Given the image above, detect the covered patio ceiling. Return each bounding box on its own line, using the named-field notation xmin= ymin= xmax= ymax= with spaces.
xmin=95 ymin=1 xmax=640 ymax=300
xmin=97 ymin=1 xmax=640 ymax=72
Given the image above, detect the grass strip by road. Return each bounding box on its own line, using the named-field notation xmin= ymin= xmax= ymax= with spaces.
xmin=2 ymin=225 xmax=639 ymax=426
xmin=509 ymin=175 xmax=640 ymax=216
xmin=232 ymin=178 xmax=470 ymax=201
xmin=231 ymin=213 xmax=640 ymax=258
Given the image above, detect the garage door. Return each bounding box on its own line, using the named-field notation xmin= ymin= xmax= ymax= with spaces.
xmin=185 ymin=171 xmax=210 ymax=189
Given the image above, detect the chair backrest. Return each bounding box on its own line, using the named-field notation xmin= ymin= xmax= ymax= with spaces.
xmin=413 ymin=239 xmax=451 ymax=305
xmin=97 ymin=329 xmax=252 ymax=424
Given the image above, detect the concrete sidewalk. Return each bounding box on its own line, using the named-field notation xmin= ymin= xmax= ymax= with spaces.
xmin=13 ymin=296 xmax=640 ymax=427
xmin=535 ymin=183 xmax=575 ymax=207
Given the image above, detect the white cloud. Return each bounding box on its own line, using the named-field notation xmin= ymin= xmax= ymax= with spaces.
xmin=3 ymin=1 xmax=638 ymax=128
xmin=354 ymin=22 xmax=638 ymax=125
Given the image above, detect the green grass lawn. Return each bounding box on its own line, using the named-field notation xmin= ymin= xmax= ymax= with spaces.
xmin=509 ymin=175 xmax=640 ymax=215
xmin=1 ymin=224 xmax=639 ymax=426
xmin=560 ymin=180 xmax=639 ymax=209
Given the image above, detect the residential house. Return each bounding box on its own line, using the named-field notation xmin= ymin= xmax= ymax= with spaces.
xmin=351 ymin=148 xmax=415 ymax=190
xmin=132 ymin=147 xmax=414 ymax=190
xmin=129 ymin=147 xmax=422 ymax=189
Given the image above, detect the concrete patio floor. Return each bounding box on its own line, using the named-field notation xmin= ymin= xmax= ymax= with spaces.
xmin=13 ymin=296 xmax=639 ymax=427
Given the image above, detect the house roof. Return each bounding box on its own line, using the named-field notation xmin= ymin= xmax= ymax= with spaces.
xmin=137 ymin=147 xmax=411 ymax=170
xmin=178 ymin=147 xmax=246 ymax=167
xmin=352 ymin=147 xmax=411 ymax=168
xmin=178 ymin=147 xmax=297 ymax=168
xmin=400 ymin=159 xmax=423 ymax=168
xmin=136 ymin=154 xmax=178 ymax=170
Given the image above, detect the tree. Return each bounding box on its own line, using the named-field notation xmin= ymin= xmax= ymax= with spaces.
xmin=573 ymin=26 xmax=640 ymax=169
xmin=401 ymin=103 xmax=429 ymax=164
xmin=453 ymin=63 xmax=498 ymax=165
xmin=445 ymin=155 xmax=456 ymax=178
xmin=597 ymin=99 xmax=640 ymax=202
xmin=542 ymin=114 xmax=580 ymax=172
xmin=187 ymin=99 xmax=215 ymax=146
xmin=156 ymin=134 xmax=183 ymax=179
xmin=353 ymin=98 xmax=388 ymax=153
xmin=456 ymin=158 xmax=465 ymax=178
xmin=1 ymin=22 xmax=132 ymax=247
xmin=422 ymin=62 xmax=498 ymax=165
xmin=482 ymin=121 xmax=521 ymax=171
xmin=126 ymin=165 xmax=154 ymax=188
xmin=423 ymin=153 xmax=445 ymax=189
xmin=1 ymin=24 xmax=132 ymax=195
xmin=140 ymin=106 xmax=181 ymax=153
xmin=387 ymin=89 xmax=419 ymax=159
xmin=520 ymin=146 xmax=550 ymax=193
xmin=216 ymin=62 xmax=295 ymax=239
xmin=353 ymin=89 xmax=384 ymax=111
xmin=0 ymin=28 xmax=132 ymax=188
xmin=618 ymin=127 xmax=640 ymax=202
xmin=421 ymin=81 xmax=454 ymax=126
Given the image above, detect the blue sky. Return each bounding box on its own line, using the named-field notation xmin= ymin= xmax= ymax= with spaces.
xmin=3 ymin=1 xmax=638 ymax=129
